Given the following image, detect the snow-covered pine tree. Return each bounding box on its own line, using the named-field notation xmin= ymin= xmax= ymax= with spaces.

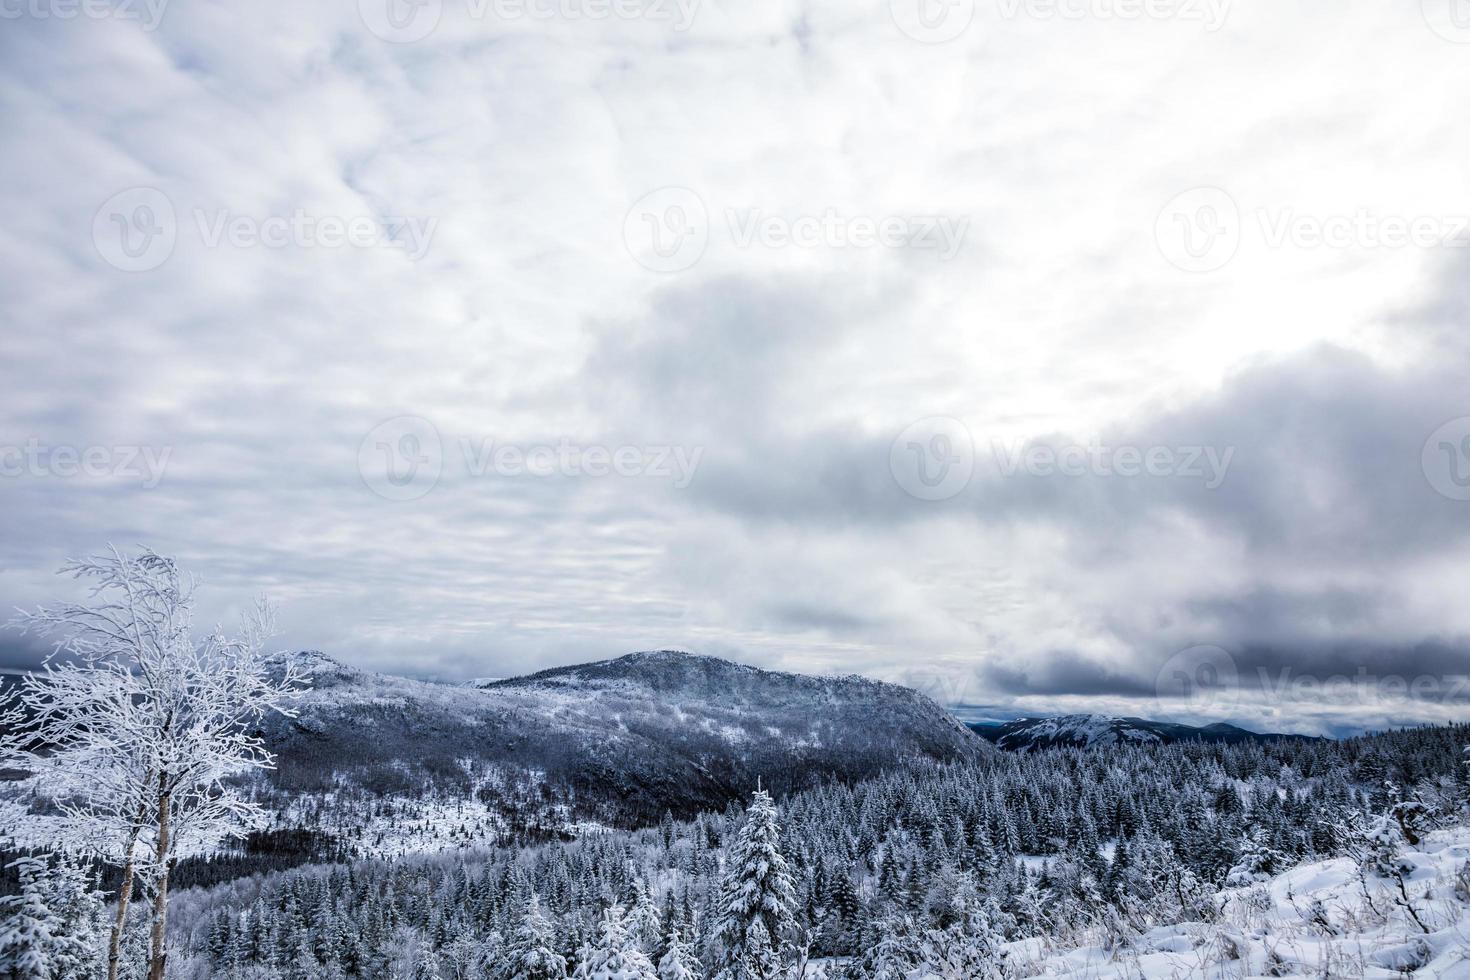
xmin=626 ymin=879 xmax=663 ymax=957
xmin=574 ymin=905 xmax=658 ymax=980
xmin=712 ymin=790 xmax=795 ymax=979
xmin=657 ymin=928 xmax=702 ymax=980
xmin=502 ymin=893 xmax=567 ymax=980
xmin=0 ymin=857 xmax=58 ymax=980
xmin=0 ymin=854 xmax=105 ymax=980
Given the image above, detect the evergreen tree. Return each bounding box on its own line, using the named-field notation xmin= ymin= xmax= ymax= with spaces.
xmin=573 ymin=906 xmax=657 ymax=980
xmin=656 ymin=929 xmax=702 ymax=980
xmin=712 ymin=790 xmax=795 ymax=979
xmin=0 ymin=854 xmax=105 ymax=980
xmin=502 ymin=893 xmax=567 ymax=980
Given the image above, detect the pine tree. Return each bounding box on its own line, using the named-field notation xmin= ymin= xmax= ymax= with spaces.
xmin=502 ymin=893 xmax=567 ymax=980
xmin=0 ymin=858 xmax=58 ymax=980
xmin=0 ymin=854 xmax=105 ymax=980
xmin=573 ymin=906 xmax=657 ymax=980
xmin=657 ymin=929 xmax=702 ymax=980
xmin=712 ymin=790 xmax=795 ymax=979
xmin=626 ymin=880 xmax=663 ymax=958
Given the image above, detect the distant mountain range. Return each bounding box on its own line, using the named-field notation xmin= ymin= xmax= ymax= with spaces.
xmin=967 ymin=713 xmax=1312 ymax=752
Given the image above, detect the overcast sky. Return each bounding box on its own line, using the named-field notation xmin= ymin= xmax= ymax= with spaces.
xmin=3 ymin=0 xmax=1469 ymax=736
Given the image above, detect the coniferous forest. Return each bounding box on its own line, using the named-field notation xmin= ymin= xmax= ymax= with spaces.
xmin=130 ymin=722 xmax=1469 ymax=978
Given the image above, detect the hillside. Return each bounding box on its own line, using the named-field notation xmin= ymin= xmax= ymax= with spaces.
xmin=220 ymin=649 xmax=983 ymax=861
xmin=968 ymin=713 xmax=1312 ymax=752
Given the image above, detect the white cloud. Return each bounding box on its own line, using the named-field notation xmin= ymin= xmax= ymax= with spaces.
xmin=2 ymin=0 xmax=1468 ymax=733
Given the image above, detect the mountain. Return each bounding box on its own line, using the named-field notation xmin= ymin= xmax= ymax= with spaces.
xmin=238 ymin=649 xmax=981 ymax=863
xmin=967 ymin=713 xmax=1309 ymax=752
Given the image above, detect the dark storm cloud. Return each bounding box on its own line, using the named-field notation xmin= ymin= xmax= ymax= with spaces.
xmin=980 ymin=651 xmax=1159 ymax=698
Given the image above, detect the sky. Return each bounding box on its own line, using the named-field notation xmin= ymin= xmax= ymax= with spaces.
xmin=2 ymin=0 xmax=1470 ymax=737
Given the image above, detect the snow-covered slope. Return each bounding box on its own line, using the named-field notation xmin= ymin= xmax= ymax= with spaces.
xmin=969 ymin=713 xmax=1308 ymax=752
xmin=249 ymin=649 xmax=981 ymax=850
xmin=978 ymin=826 xmax=1470 ymax=979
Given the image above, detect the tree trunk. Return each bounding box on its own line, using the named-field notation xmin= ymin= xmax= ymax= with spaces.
xmin=107 ymin=849 xmax=138 ymax=980
xmin=145 ymin=788 xmax=172 ymax=980
xmin=108 ymin=791 xmax=152 ymax=980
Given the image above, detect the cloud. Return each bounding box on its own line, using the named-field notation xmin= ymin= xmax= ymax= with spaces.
xmin=1 ymin=0 xmax=1469 ymax=735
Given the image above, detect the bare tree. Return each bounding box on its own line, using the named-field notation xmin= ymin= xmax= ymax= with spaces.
xmin=4 ymin=547 xmax=304 ymax=980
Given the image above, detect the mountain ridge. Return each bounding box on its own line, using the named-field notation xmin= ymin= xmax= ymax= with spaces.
xmin=967 ymin=712 xmax=1316 ymax=751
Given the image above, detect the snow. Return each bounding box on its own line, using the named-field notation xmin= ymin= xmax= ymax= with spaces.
xmin=959 ymin=827 xmax=1470 ymax=979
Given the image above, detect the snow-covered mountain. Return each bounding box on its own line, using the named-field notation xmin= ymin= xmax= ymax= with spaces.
xmin=246 ymin=649 xmax=981 ymax=856
xmin=968 ymin=713 xmax=1307 ymax=752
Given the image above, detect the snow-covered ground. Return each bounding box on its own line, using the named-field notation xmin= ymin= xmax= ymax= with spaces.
xmin=805 ymin=827 xmax=1470 ymax=979
xmin=1005 ymin=827 xmax=1470 ymax=979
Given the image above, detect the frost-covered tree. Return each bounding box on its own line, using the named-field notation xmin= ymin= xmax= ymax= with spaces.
xmin=1224 ymin=827 xmax=1287 ymax=887
xmin=626 ymin=879 xmax=663 ymax=958
xmin=0 ymin=854 xmax=105 ymax=980
xmin=6 ymin=548 xmax=305 ymax=980
xmin=574 ymin=906 xmax=657 ymax=980
xmin=656 ymin=929 xmax=701 ymax=980
xmin=502 ymin=893 xmax=566 ymax=980
xmin=712 ymin=790 xmax=794 ymax=979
